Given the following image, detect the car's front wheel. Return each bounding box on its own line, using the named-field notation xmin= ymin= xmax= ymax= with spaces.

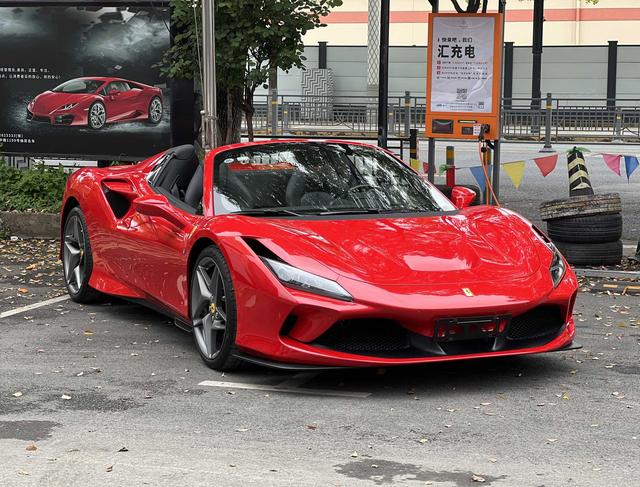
xmin=88 ymin=101 xmax=106 ymax=129
xmin=62 ymin=207 xmax=102 ymax=303
xmin=190 ymin=245 xmax=242 ymax=370
xmin=147 ymin=96 xmax=163 ymax=124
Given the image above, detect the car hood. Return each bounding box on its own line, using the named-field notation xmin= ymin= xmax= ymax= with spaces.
xmin=244 ymin=207 xmax=543 ymax=286
xmin=32 ymin=91 xmax=92 ymax=113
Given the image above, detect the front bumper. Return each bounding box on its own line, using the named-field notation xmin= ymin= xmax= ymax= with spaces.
xmin=230 ymin=251 xmax=579 ymax=368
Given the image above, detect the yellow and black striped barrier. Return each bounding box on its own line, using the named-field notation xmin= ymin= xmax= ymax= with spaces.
xmin=568 ymin=147 xmax=594 ymax=197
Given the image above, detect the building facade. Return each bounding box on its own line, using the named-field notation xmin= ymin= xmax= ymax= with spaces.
xmin=305 ymin=0 xmax=640 ymax=46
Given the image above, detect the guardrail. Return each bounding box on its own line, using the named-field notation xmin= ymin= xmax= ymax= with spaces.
xmin=245 ymin=93 xmax=640 ymax=143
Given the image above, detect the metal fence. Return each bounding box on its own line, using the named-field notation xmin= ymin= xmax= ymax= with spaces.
xmin=246 ymin=93 xmax=640 ymax=143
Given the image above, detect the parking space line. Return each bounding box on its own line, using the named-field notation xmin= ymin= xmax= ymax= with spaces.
xmin=0 ymin=295 xmax=70 ymax=319
xmin=197 ymin=380 xmax=371 ymax=399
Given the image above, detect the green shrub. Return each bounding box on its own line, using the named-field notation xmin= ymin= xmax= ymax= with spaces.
xmin=0 ymin=163 xmax=69 ymax=213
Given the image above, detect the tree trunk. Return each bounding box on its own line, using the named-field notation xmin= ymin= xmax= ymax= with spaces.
xmin=216 ymin=87 xmax=243 ymax=146
xmin=244 ymin=101 xmax=255 ymax=142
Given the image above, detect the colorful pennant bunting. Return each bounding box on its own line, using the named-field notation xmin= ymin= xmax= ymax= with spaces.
xmin=602 ymin=154 xmax=622 ymax=176
xmin=469 ymin=165 xmax=492 ymax=194
xmin=534 ymin=154 xmax=558 ymax=177
xmin=624 ymin=155 xmax=639 ymax=181
xmin=502 ymin=161 xmax=526 ymax=189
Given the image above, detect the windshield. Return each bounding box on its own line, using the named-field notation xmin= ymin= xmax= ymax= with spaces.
xmin=213 ymin=142 xmax=455 ymax=216
xmin=52 ymin=79 xmax=104 ymax=94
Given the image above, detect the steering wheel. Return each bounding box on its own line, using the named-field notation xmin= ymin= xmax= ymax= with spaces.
xmin=338 ymin=184 xmax=383 ymax=200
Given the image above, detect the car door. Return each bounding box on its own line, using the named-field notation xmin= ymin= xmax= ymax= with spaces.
xmin=102 ymin=81 xmax=128 ymax=120
xmin=128 ymin=152 xmax=204 ymax=315
xmin=114 ymin=82 xmax=141 ymax=119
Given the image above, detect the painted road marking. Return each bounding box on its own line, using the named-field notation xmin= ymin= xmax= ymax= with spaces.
xmin=198 ymin=379 xmax=371 ymax=399
xmin=0 ymin=295 xmax=70 ymax=319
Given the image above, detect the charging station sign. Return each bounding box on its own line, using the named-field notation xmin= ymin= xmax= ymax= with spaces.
xmin=426 ymin=13 xmax=503 ymax=140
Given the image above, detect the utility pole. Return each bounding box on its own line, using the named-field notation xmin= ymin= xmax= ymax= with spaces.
xmin=201 ymin=0 xmax=218 ymax=149
xmin=531 ymin=0 xmax=544 ymax=109
xmin=376 ymin=0 xmax=390 ymax=148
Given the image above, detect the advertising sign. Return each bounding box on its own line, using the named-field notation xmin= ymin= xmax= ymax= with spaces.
xmin=426 ymin=13 xmax=503 ymax=140
xmin=0 ymin=5 xmax=171 ymax=160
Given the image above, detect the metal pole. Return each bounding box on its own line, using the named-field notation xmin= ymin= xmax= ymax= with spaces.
xmin=531 ymin=0 xmax=543 ymax=110
xmin=201 ymin=0 xmax=217 ymax=149
xmin=404 ymin=91 xmax=411 ymax=138
xmin=427 ymin=138 xmax=436 ymax=183
xmin=491 ymin=0 xmax=507 ymax=204
xmin=446 ymin=145 xmax=456 ymax=188
xmin=541 ymin=92 xmax=554 ymax=152
xmin=270 ymin=88 xmax=278 ymax=137
xmin=427 ymin=0 xmax=438 ymax=183
xmin=377 ymin=0 xmax=390 ymax=148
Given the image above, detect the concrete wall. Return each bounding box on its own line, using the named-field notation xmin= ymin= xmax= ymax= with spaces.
xmin=260 ymin=44 xmax=640 ymax=101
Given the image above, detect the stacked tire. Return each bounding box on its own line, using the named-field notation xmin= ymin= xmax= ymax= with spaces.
xmin=540 ymin=193 xmax=623 ymax=266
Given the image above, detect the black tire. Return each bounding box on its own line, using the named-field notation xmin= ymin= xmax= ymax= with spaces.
xmin=436 ymin=184 xmax=482 ymax=206
xmin=88 ymin=101 xmax=106 ymax=130
xmin=190 ymin=245 xmax=242 ymax=371
xmin=62 ymin=207 xmax=103 ymax=303
xmin=540 ymin=193 xmax=621 ymax=221
xmin=554 ymin=240 xmax=623 ymax=267
xmin=147 ymin=96 xmax=163 ymax=125
xmin=547 ymin=213 xmax=622 ymax=244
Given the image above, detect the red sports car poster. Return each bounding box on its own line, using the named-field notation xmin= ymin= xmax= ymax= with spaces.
xmin=0 ymin=4 xmax=171 ymax=160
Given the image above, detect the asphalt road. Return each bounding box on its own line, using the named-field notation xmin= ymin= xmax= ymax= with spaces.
xmin=419 ymin=141 xmax=640 ymax=241
xmin=0 ymin=241 xmax=639 ymax=486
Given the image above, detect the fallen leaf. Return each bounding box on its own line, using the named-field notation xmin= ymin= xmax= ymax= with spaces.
xmin=307 ymin=424 xmax=317 ymax=430
xmin=106 ymin=465 xmax=113 ymax=473
xmin=236 ymin=428 xmax=249 ymax=432
xmin=60 ymin=394 xmax=71 ymax=400
xmin=562 ymin=392 xmax=569 ymax=400
xmin=12 ymin=391 xmax=23 ymax=397
xmin=18 ymin=288 xmax=28 ymax=293
xmin=351 ymin=451 xmax=358 ymax=458
xmin=17 ymin=470 xmax=29 ymax=476
xmin=472 ymin=474 xmax=486 ymax=483
xmin=117 ymin=447 xmax=128 ymax=452
xmin=371 ymin=464 xmax=379 ymax=468
xmin=83 ymin=330 xmax=94 ymax=336
xmin=419 ymin=438 xmax=429 ymax=444
xmin=25 ymin=444 xmax=37 ymax=452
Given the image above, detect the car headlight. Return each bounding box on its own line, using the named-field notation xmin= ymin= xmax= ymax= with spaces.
xmin=60 ymin=103 xmax=78 ymax=110
xmin=261 ymin=257 xmax=352 ymax=302
xmin=548 ymin=242 xmax=566 ymax=288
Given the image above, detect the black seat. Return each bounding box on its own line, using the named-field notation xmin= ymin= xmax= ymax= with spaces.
xmin=155 ymin=145 xmax=199 ymax=201
xmin=184 ymin=164 xmax=203 ymax=209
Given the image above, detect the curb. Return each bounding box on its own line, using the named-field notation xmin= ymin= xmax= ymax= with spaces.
xmin=0 ymin=211 xmax=60 ymax=239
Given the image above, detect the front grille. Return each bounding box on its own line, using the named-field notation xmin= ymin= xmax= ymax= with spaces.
xmin=508 ymin=306 xmax=564 ymax=341
xmin=313 ymin=319 xmax=411 ymax=356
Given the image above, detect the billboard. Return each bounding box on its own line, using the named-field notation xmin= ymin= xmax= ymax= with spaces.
xmin=425 ymin=13 xmax=503 ymax=140
xmin=0 ymin=4 xmax=171 ymax=160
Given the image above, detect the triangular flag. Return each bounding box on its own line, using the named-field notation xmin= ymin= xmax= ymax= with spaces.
xmin=624 ymin=155 xmax=639 ymax=181
xmin=469 ymin=165 xmax=492 ymax=194
xmin=502 ymin=161 xmax=526 ymax=189
xmin=602 ymin=154 xmax=622 ymax=176
xmin=534 ymin=154 xmax=558 ymax=177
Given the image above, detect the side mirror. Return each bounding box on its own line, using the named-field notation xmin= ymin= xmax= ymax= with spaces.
xmin=133 ymin=194 xmax=186 ymax=230
xmin=451 ymin=186 xmax=476 ymax=209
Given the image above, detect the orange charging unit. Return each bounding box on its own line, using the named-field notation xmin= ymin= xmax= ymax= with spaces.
xmin=426 ymin=13 xmax=504 ymax=141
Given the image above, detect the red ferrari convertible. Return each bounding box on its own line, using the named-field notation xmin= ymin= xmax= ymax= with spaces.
xmin=60 ymin=140 xmax=579 ymax=370
xmin=28 ymin=77 xmax=163 ymax=129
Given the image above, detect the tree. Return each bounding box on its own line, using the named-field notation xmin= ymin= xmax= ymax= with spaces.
xmin=158 ymin=0 xmax=342 ymax=146
xmin=240 ymin=0 xmax=342 ymax=141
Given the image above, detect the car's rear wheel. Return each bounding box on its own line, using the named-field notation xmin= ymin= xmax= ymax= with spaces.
xmin=190 ymin=245 xmax=242 ymax=370
xmin=62 ymin=207 xmax=103 ymax=303
xmin=88 ymin=102 xmax=106 ymax=129
xmin=148 ymin=96 xmax=163 ymax=124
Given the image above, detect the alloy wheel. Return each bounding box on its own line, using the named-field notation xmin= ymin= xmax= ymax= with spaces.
xmin=63 ymin=215 xmax=85 ymax=294
xmin=90 ymin=103 xmax=105 ymax=128
xmin=150 ymin=98 xmax=162 ymax=123
xmin=191 ymin=257 xmax=228 ymax=360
